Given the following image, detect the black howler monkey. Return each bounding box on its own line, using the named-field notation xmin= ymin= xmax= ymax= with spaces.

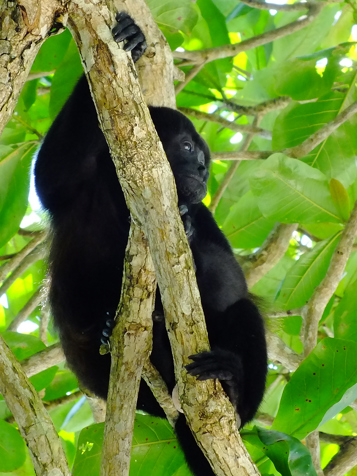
xmin=34 ymin=13 xmax=267 ymax=476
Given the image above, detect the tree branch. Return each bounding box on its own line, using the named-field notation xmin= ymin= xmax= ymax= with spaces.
xmin=21 ymin=343 xmax=65 ymax=377
xmin=303 ymin=201 xmax=357 ymax=356
xmin=0 ymin=334 xmax=70 ymax=476
xmin=173 ymin=3 xmax=325 ymax=64
xmin=0 ymin=242 xmax=47 ymax=298
xmin=142 ymin=360 xmax=179 ymax=427
xmin=223 ymin=96 xmax=291 ymax=117
xmin=266 ymin=329 xmax=302 ymax=371
xmin=306 ymin=431 xmax=324 ymax=476
xmin=0 ymin=0 xmax=68 ymax=135
xmin=244 ymin=223 xmax=298 ymax=287
xmin=238 ymin=0 xmax=327 ymax=12
xmin=7 ymin=288 xmax=43 ymax=331
xmin=100 ymin=225 xmax=156 ymax=476
xmin=286 ymin=101 xmax=357 ymax=159
xmin=175 ymin=63 xmax=206 ymax=95
xmin=67 ymin=1 xmax=259 ymax=474
xmin=324 ymin=437 xmax=357 ymax=476
xmin=0 ymin=230 xmax=47 ymax=283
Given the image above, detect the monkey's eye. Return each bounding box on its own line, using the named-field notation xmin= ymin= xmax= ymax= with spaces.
xmin=183 ymin=141 xmax=193 ymax=153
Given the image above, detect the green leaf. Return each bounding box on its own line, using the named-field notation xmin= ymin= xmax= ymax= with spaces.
xmin=276 ymin=232 xmax=341 ymax=309
xmin=147 ymin=0 xmax=199 ymax=35
xmin=0 ymin=420 xmax=26 ymax=472
xmin=29 ymin=367 xmax=58 ymax=393
xmin=222 ymin=191 xmax=274 ymax=248
xmin=274 ymin=58 xmax=334 ymax=101
xmin=329 ymin=178 xmax=350 ymax=221
xmin=44 ymin=370 xmax=79 ymax=401
xmin=72 ymin=423 xmax=103 ymax=476
xmin=73 ymin=415 xmax=190 ymax=476
xmin=176 ymin=81 xmax=219 ymax=107
xmin=131 ymin=415 xmax=190 ymax=476
xmin=273 ymin=338 xmax=357 ymax=439
xmin=0 ymin=122 xmax=26 ymax=146
xmin=49 ymin=40 xmax=83 ymax=119
xmin=61 ymin=398 xmax=95 ymax=434
xmin=21 ymin=80 xmax=39 ymax=111
xmin=250 ymin=154 xmax=341 ymax=224
xmin=302 ymin=222 xmax=344 ymax=241
xmin=244 ymin=427 xmax=317 ymax=476
xmin=31 ymin=29 xmax=72 ymax=73
xmin=0 ymin=143 xmax=37 ymax=247
xmin=252 ymin=255 xmax=295 ymax=302
xmin=335 ymin=278 xmax=357 ymax=342
xmin=272 ymin=5 xmax=340 ymax=62
xmin=2 ymin=332 xmax=46 ymax=361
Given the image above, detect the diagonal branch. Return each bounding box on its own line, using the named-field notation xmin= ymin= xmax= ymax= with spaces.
xmin=238 ymin=0 xmax=329 ymax=11
xmin=244 ymin=223 xmax=298 ymax=287
xmin=285 ymin=100 xmax=357 ymax=159
xmin=0 ymin=230 xmax=47 ymax=283
xmin=223 ymin=96 xmax=291 ymax=117
xmin=324 ymin=436 xmax=357 ymax=476
xmin=173 ymin=3 xmax=325 ymax=64
xmin=0 ymin=334 xmax=70 ymax=476
xmin=0 ymin=242 xmax=47 ymax=298
xmin=303 ymin=201 xmax=357 ymax=356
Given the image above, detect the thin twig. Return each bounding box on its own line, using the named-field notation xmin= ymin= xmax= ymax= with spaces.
xmin=8 ymin=288 xmax=43 ymax=331
xmin=224 ymin=96 xmax=291 ymax=117
xmin=212 ymin=150 xmax=271 ymax=160
xmin=209 ymin=116 xmax=261 ymax=213
xmin=319 ymin=433 xmax=351 ymax=445
xmin=0 ymin=230 xmax=47 ymax=283
xmin=239 ymin=0 xmax=324 ymax=12
xmin=180 ymin=107 xmax=272 ymax=139
xmin=0 ymin=242 xmax=47 ymax=298
xmin=142 ymin=360 xmax=179 ymax=427
xmin=174 ymin=3 xmax=324 ymax=64
xmin=39 ymin=298 xmax=51 ymax=345
xmin=175 ymin=63 xmax=205 ymax=95
xmin=267 ymin=308 xmax=304 ymax=318
xmin=86 ymin=396 xmax=107 ymax=423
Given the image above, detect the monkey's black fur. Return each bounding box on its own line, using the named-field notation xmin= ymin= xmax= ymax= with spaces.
xmin=34 ymin=13 xmax=267 ymax=476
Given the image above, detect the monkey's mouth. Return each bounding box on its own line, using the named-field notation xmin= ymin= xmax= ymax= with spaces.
xmin=177 ymin=174 xmax=207 ymax=204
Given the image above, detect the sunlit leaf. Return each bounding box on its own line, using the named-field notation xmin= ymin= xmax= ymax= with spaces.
xmin=276 ymin=233 xmax=341 ymax=309
xmin=250 ymin=154 xmax=342 ymax=224
xmin=273 ymin=338 xmax=357 ymax=439
xmin=0 ymin=144 xmax=37 ymax=247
